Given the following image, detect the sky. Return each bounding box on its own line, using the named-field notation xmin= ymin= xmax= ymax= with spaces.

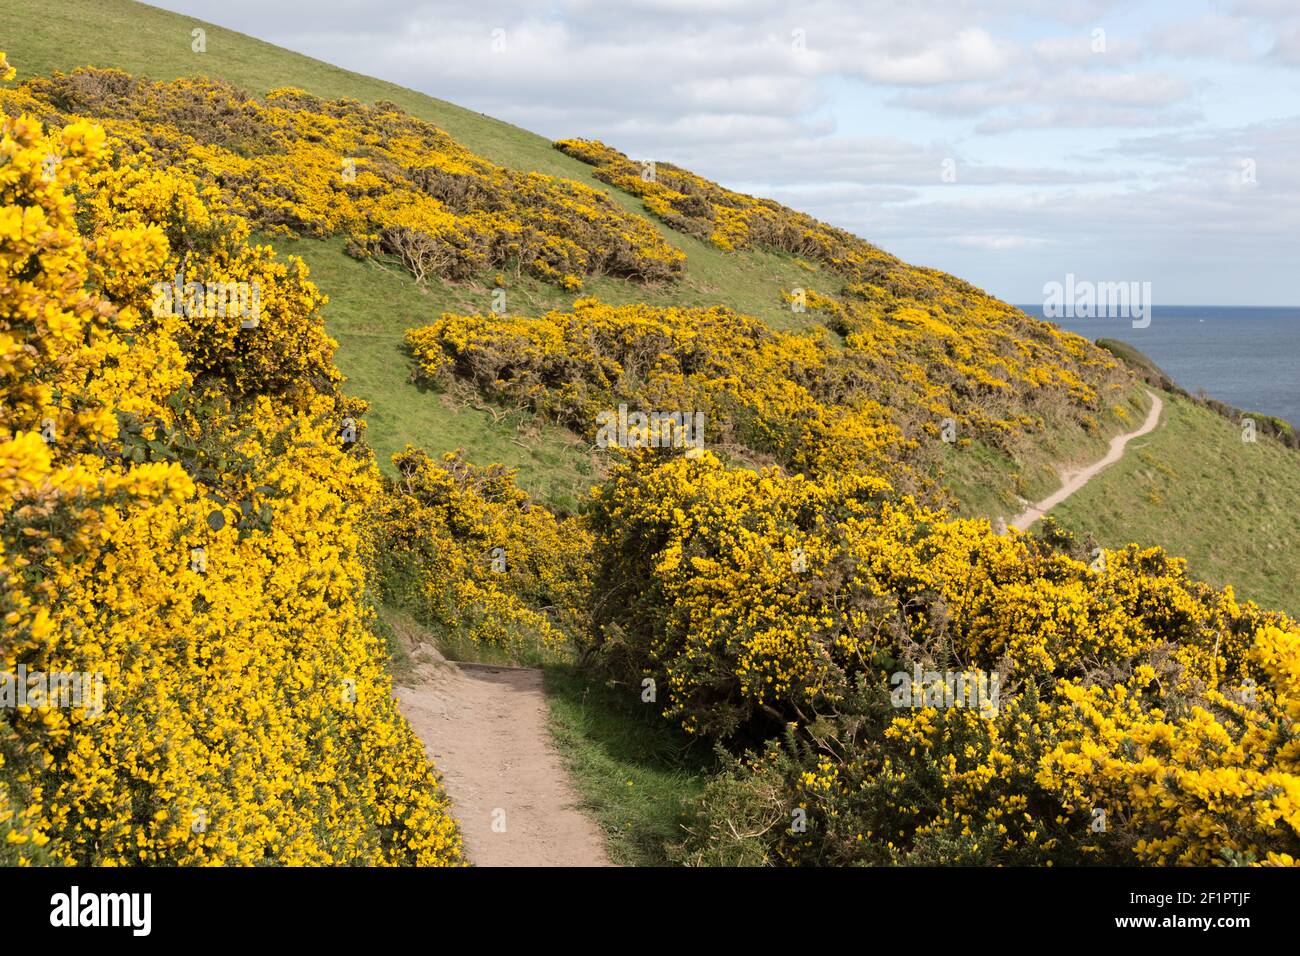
xmin=150 ymin=0 xmax=1300 ymax=305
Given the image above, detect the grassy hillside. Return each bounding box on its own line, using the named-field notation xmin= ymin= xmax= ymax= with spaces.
xmin=0 ymin=0 xmax=860 ymax=504
xmin=939 ymin=384 xmax=1154 ymax=523
xmin=5 ymin=0 xmax=1298 ymax=872
xmin=269 ymin=235 xmax=597 ymax=503
xmin=277 ymin=233 xmax=833 ymax=495
xmin=0 ymin=0 xmax=576 ymax=177
xmin=0 ymin=0 xmax=819 ymax=334
xmin=3 ymin=1 xmax=1290 ymax=604
xmin=1052 ymin=390 xmax=1300 ymax=617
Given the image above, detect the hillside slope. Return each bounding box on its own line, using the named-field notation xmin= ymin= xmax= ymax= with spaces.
xmin=3 ymin=0 xmax=1293 ymax=605
xmin=0 ymin=1 xmax=1129 ymax=483
xmin=4 ymin=2 xmax=1298 ymax=872
xmin=1053 ymin=390 xmax=1300 ymax=617
xmin=0 ymin=0 xmax=821 ymax=331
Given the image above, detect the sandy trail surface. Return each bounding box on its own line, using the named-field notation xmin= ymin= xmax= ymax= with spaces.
xmin=1009 ymin=390 xmax=1163 ymax=531
xmin=396 ymin=650 xmax=611 ymax=867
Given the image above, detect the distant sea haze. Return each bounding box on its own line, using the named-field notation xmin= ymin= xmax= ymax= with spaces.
xmin=1017 ymin=304 xmax=1300 ymax=428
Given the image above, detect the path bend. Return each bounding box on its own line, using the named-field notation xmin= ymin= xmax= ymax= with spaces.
xmin=1009 ymin=389 xmax=1163 ymax=531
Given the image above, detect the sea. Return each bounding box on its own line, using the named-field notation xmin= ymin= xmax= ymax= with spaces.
xmin=1015 ymin=304 xmax=1300 ymax=428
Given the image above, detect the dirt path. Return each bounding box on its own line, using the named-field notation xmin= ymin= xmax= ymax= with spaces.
xmin=395 ymin=650 xmax=611 ymax=867
xmin=390 ymin=392 xmax=1163 ymax=863
xmin=1009 ymin=389 xmax=1164 ymax=531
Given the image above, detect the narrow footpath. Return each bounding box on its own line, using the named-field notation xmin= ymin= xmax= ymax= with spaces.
xmin=1009 ymin=389 xmax=1164 ymax=530
xmin=396 ymin=650 xmax=611 ymax=867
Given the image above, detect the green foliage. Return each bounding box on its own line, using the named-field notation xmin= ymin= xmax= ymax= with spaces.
xmin=543 ymin=664 xmax=714 ymax=866
xmin=1053 ymin=391 xmax=1300 ymax=617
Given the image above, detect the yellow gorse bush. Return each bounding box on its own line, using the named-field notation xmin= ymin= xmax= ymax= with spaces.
xmin=405 ymin=291 xmax=1121 ymax=500
xmin=374 ymin=448 xmax=591 ymax=659
xmin=406 ymin=297 xmax=910 ymax=482
xmin=555 ymin=138 xmax=854 ymax=256
xmin=2 ymin=71 xmax=683 ymax=289
xmin=1 ymin=50 xmax=1291 ymax=870
xmin=591 ymin=450 xmax=1300 ymax=865
xmin=555 ymin=139 xmax=1127 ymax=452
xmin=0 ymin=55 xmax=461 ymax=865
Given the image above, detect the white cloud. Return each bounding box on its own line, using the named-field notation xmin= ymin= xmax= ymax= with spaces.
xmin=143 ymin=0 xmax=1300 ymax=304
xmin=1030 ymin=32 xmax=1143 ymax=65
xmin=852 ymin=28 xmax=1018 ymax=85
xmin=975 ymin=105 xmax=1200 ymax=134
xmin=952 ymin=234 xmax=1050 ymax=250
xmin=1148 ymin=14 xmax=1259 ymax=60
xmin=1048 ymin=71 xmax=1191 ymax=106
xmin=1270 ymin=19 xmax=1300 ymax=65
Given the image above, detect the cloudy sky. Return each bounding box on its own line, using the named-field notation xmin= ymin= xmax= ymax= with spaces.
xmin=153 ymin=0 xmax=1300 ymax=305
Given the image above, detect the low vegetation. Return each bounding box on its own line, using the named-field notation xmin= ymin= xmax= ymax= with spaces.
xmin=0 ymin=58 xmax=462 ymax=863
xmin=3 ymin=1 xmax=1297 ymax=870
xmin=543 ymin=665 xmax=712 ymax=867
xmin=1053 ymin=391 xmax=1300 ymax=618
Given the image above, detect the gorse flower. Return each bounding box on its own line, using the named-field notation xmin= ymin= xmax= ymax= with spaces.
xmin=5 ymin=71 xmax=683 ymax=290
xmin=2 ymin=52 xmax=1293 ymax=869
xmin=591 ymin=450 xmax=1300 ymax=865
xmin=0 ymin=55 xmax=462 ymax=865
xmin=555 ymin=138 xmax=1128 ymax=457
xmin=375 ymin=448 xmax=591 ymax=659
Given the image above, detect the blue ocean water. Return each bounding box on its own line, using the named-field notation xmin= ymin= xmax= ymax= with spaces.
xmin=1016 ymin=305 xmax=1300 ymax=427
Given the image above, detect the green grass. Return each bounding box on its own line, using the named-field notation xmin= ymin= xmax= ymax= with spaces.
xmin=937 ymin=384 xmax=1151 ymax=523
xmin=377 ymin=600 xmax=561 ymax=671
xmin=372 ymin=603 xmax=420 ymax=685
xmin=2 ymin=0 xmax=827 ymax=334
xmin=271 ymin=234 xmax=597 ymax=506
xmin=1051 ymin=391 xmax=1300 ymax=617
xmin=543 ymin=664 xmax=714 ymax=866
